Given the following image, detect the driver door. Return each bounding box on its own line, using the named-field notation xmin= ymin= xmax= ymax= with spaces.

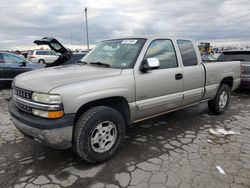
xmin=135 ymin=39 xmax=184 ymax=119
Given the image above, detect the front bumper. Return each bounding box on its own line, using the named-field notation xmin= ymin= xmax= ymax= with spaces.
xmin=9 ymin=99 xmax=75 ymax=149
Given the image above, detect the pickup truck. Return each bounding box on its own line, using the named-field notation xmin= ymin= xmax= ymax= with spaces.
xmin=218 ymin=50 xmax=250 ymax=87
xmin=9 ymin=36 xmax=241 ymax=163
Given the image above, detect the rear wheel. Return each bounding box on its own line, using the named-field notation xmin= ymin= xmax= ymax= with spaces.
xmin=38 ymin=59 xmax=45 ymax=64
xmin=208 ymin=84 xmax=231 ymax=115
xmin=73 ymin=106 xmax=125 ymax=163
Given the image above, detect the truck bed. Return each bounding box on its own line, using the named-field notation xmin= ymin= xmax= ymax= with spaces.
xmin=202 ymin=60 xmax=241 ymax=100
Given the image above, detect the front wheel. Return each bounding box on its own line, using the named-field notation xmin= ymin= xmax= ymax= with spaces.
xmin=208 ymin=84 xmax=231 ymax=115
xmin=73 ymin=106 xmax=125 ymax=163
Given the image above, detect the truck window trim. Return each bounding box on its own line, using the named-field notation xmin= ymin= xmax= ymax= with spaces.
xmin=141 ymin=38 xmax=179 ymax=70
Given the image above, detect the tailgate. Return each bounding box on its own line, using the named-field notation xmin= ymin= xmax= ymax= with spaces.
xmin=241 ymin=62 xmax=250 ymax=75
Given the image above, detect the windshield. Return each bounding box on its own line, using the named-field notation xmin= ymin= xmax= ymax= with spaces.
xmin=81 ymin=39 xmax=146 ymax=68
xmin=218 ymin=52 xmax=250 ymax=61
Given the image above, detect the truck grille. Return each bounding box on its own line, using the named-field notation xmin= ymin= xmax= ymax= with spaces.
xmin=13 ymin=87 xmax=33 ymax=113
xmin=16 ymin=102 xmax=32 ymax=113
xmin=14 ymin=87 xmax=32 ymax=100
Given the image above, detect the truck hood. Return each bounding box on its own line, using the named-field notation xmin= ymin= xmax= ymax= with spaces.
xmin=14 ymin=65 xmax=122 ymax=93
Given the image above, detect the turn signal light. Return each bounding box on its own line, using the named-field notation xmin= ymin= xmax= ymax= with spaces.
xmin=48 ymin=111 xmax=64 ymax=118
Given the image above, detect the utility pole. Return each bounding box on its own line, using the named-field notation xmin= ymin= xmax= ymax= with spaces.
xmin=69 ymin=24 xmax=73 ymax=47
xmin=85 ymin=7 xmax=89 ymax=51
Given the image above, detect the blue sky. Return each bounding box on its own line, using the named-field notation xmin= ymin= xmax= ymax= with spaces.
xmin=0 ymin=0 xmax=250 ymax=50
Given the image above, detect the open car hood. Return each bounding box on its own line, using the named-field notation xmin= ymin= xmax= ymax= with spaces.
xmin=34 ymin=37 xmax=70 ymax=55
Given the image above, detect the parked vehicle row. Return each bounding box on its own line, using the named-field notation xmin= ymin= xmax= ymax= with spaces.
xmin=0 ymin=37 xmax=87 ymax=85
xmin=9 ymin=36 xmax=241 ymax=163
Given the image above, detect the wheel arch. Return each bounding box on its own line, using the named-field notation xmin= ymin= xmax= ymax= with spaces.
xmin=74 ymin=96 xmax=131 ymax=125
xmin=38 ymin=59 xmax=45 ymax=64
xmin=220 ymin=76 xmax=233 ymax=89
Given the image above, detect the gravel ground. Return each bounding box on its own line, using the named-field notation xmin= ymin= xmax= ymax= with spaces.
xmin=0 ymin=87 xmax=250 ymax=188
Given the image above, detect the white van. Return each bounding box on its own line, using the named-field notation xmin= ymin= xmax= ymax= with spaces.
xmin=27 ymin=50 xmax=59 ymax=64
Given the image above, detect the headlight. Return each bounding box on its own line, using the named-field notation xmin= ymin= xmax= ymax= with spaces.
xmin=32 ymin=93 xmax=62 ymax=104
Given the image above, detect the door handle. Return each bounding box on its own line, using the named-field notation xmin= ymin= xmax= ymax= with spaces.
xmin=175 ymin=73 xmax=183 ymax=80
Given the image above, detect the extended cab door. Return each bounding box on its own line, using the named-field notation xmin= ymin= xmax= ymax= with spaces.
xmin=135 ymin=39 xmax=184 ymax=120
xmin=176 ymin=40 xmax=205 ymax=106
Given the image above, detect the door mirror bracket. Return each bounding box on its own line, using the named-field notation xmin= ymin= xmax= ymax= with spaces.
xmin=140 ymin=58 xmax=160 ymax=72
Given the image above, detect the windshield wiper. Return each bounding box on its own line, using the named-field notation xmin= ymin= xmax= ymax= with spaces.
xmin=89 ymin=62 xmax=110 ymax=68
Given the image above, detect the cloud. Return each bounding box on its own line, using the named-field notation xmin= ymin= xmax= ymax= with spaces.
xmin=0 ymin=0 xmax=250 ymax=50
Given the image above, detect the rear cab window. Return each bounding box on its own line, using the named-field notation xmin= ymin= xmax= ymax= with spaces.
xmin=177 ymin=40 xmax=198 ymax=66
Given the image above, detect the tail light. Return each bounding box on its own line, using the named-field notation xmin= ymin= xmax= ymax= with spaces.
xmin=29 ymin=55 xmax=35 ymax=58
xmin=241 ymin=64 xmax=245 ymax=75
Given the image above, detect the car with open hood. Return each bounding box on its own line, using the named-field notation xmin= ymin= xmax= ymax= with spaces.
xmin=32 ymin=37 xmax=87 ymax=67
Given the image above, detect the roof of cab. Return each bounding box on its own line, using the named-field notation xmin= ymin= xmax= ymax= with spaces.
xmin=101 ymin=35 xmax=194 ymax=42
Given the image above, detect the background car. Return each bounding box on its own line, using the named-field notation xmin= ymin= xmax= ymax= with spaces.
xmin=45 ymin=52 xmax=87 ymax=67
xmin=218 ymin=50 xmax=250 ymax=87
xmin=33 ymin=37 xmax=88 ymax=67
xmin=63 ymin=53 xmax=87 ymax=65
xmin=0 ymin=52 xmax=44 ymax=85
xmin=27 ymin=50 xmax=59 ymax=64
xmin=201 ymin=54 xmax=217 ymax=61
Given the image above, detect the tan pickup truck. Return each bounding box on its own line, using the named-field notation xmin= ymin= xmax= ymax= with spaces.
xmin=9 ymin=36 xmax=241 ymax=163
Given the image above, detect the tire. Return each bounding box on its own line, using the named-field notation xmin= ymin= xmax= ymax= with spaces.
xmin=73 ymin=106 xmax=125 ymax=163
xmin=208 ymin=84 xmax=231 ymax=115
xmin=38 ymin=59 xmax=45 ymax=64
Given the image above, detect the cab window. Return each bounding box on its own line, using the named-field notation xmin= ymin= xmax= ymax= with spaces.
xmin=145 ymin=39 xmax=178 ymax=69
xmin=177 ymin=40 xmax=198 ymax=66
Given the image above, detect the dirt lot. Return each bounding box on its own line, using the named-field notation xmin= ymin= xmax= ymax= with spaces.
xmin=0 ymin=87 xmax=250 ymax=188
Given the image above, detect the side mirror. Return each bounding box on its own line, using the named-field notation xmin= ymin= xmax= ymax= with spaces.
xmin=140 ymin=58 xmax=160 ymax=72
xmin=19 ymin=61 xmax=26 ymax=67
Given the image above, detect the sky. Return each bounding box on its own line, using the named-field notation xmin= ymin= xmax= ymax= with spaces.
xmin=1 ymin=0 xmax=250 ymax=50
